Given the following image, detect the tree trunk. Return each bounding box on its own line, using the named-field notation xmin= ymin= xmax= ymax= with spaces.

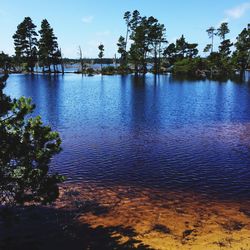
xmin=154 ymin=45 xmax=157 ymax=74
xmin=135 ymin=64 xmax=138 ymax=75
xmin=158 ymin=43 xmax=162 ymax=74
xmin=60 ymin=49 xmax=64 ymax=75
xmin=125 ymin=26 xmax=129 ymax=52
xmin=79 ymin=46 xmax=84 ymax=74
xmin=211 ymin=34 xmax=214 ymax=53
xmin=240 ymin=68 xmax=245 ymax=80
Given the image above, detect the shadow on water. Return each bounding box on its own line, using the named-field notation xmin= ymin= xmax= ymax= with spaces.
xmin=0 ymin=205 xmax=153 ymax=250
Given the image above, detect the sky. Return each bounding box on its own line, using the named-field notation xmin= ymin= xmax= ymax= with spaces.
xmin=0 ymin=0 xmax=249 ymax=58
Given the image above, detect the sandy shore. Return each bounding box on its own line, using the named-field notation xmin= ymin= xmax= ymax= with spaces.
xmin=54 ymin=182 xmax=250 ymax=250
xmin=1 ymin=182 xmax=250 ymax=249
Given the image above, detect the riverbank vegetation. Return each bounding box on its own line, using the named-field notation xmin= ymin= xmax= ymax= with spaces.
xmin=0 ymin=11 xmax=249 ymax=80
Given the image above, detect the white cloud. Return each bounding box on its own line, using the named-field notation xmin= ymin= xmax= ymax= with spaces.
xmin=81 ymin=15 xmax=94 ymax=24
xmin=225 ymin=2 xmax=250 ymax=19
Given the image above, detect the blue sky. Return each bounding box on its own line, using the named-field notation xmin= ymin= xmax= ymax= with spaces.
xmin=0 ymin=0 xmax=249 ymax=58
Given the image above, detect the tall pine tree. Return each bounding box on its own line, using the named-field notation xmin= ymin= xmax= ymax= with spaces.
xmin=38 ymin=19 xmax=59 ymax=73
xmin=13 ymin=17 xmax=38 ymax=72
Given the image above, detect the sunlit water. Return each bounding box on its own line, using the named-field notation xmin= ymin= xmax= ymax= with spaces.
xmin=4 ymin=73 xmax=250 ymax=201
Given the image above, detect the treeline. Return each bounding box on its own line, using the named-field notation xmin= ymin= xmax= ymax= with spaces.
xmin=1 ymin=17 xmax=63 ymax=73
xmin=170 ymin=23 xmax=250 ymax=79
xmin=63 ymin=58 xmax=115 ymax=65
xmin=0 ymin=11 xmax=249 ymax=79
xmin=114 ymin=10 xmax=250 ymax=79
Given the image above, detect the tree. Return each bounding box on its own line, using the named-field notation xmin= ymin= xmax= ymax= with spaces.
xmin=130 ymin=10 xmax=141 ymax=31
xmin=117 ymin=36 xmax=127 ymax=68
xmin=98 ymin=43 xmax=104 ymax=70
xmin=0 ymin=52 xmax=12 ymax=71
xmin=0 ymin=75 xmax=64 ymax=205
xmin=175 ymin=35 xmax=188 ymax=59
xmin=206 ymin=26 xmax=216 ymax=53
xmin=13 ymin=17 xmax=38 ymax=72
xmin=129 ymin=19 xmax=149 ymax=74
xmin=38 ymin=19 xmax=59 ymax=73
xmin=123 ymin=11 xmax=132 ymax=52
xmin=203 ymin=44 xmax=212 ymax=53
xmin=163 ymin=43 xmax=177 ymax=66
xmin=78 ymin=46 xmax=85 ymax=74
xmin=127 ymin=11 xmax=166 ymax=74
xmin=147 ymin=16 xmax=166 ymax=74
xmin=186 ymin=43 xmax=198 ymax=58
xmin=232 ymin=26 xmax=250 ymax=78
xmin=219 ymin=39 xmax=233 ymax=58
xmin=217 ymin=22 xmax=230 ymax=41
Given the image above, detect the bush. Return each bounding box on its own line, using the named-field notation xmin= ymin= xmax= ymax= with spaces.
xmin=101 ymin=66 xmax=116 ymax=75
xmin=0 ymin=75 xmax=65 ymax=205
xmin=173 ymin=58 xmax=208 ymax=77
xmin=86 ymin=67 xmax=95 ymax=75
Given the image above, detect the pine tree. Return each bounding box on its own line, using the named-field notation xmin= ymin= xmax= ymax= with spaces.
xmin=217 ymin=22 xmax=230 ymax=41
xmin=98 ymin=43 xmax=104 ymax=70
xmin=206 ymin=26 xmax=216 ymax=53
xmin=232 ymin=27 xmax=250 ymax=78
xmin=117 ymin=36 xmax=127 ymax=68
xmin=13 ymin=17 xmax=38 ymax=72
xmin=0 ymin=75 xmax=64 ymax=205
xmin=38 ymin=19 xmax=59 ymax=73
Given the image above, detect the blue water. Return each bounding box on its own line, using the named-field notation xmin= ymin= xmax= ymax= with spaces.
xmin=4 ymin=73 xmax=250 ymax=200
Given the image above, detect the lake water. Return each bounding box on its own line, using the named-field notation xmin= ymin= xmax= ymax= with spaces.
xmin=4 ymin=73 xmax=250 ymax=201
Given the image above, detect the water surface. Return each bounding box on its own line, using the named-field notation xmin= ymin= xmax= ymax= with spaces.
xmin=5 ymin=74 xmax=250 ymax=201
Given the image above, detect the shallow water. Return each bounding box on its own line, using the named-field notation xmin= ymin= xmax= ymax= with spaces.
xmin=4 ymin=73 xmax=250 ymax=201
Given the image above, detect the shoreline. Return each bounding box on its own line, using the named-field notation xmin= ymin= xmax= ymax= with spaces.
xmin=2 ymin=70 xmax=249 ymax=83
xmin=1 ymin=182 xmax=250 ymax=250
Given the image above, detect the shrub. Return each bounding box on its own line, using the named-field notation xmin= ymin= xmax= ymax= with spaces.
xmin=0 ymin=75 xmax=64 ymax=205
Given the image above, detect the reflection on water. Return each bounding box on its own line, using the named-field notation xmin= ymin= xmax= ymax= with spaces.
xmin=4 ymin=74 xmax=250 ymax=201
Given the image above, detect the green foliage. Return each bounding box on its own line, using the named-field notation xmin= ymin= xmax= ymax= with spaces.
xmin=0 ymin=52 xmax=12 ymax=71
xmin=163 ymin=43 xmax=177 ymax=66
xmin=38 ymin=19 xmax=59 ymax=72
xmin=232 ymin=27 xmax=250 ymax=76
xmin=163 ymin=35 xmax=198 ymax=68
xmin=176 ymin=35 xmax=187 ymax=59
xmin=13 ymin=17 xmax=38 ymax=72
xmin=98 ymin=44 xmax=105 ymax=69
xmin=101 ymin=66 xmax=115 ymax=75
xmin=98 ymin=44 xmax=104 ymax=59
xmin=86 ymin=67 xmax=95 ymax=75
xmin=123 ymin=10 xmax=167 ymax=74
xmin=12 ymin=17 xmax=62 ymax=74
xmin=219 ymin=39 xmax=233 ymax=58
xmin=217 ymin=22 xmax=230 ymax=41
xmin=0 ymin=76 xmax=64 ymax=205
xmin=206 ymin=26 xmax=216 ymax=53
xmin=172 ymin=57 xmax=207 ymax=77
xmin=117 ymin=36 xmax=127 ymax=68
xmin=203 ymin=44 xmax=212 ymax=53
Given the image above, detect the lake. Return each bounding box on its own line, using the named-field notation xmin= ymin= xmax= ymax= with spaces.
xmin=4 ymin=73 xmax=250 ymax=201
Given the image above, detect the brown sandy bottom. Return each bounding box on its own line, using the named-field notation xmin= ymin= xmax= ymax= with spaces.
xmin=55 ymin=182 xmax=250 ymax=250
